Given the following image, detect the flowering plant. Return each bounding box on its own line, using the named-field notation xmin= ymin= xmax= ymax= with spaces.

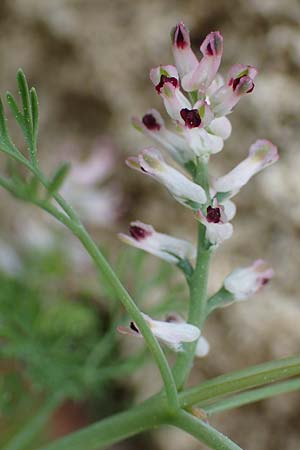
xmin=0 ymin=22 xmax=299 ymax=450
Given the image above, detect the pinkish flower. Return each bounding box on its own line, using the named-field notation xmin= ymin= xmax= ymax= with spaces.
xmin=126 ymin=148 xmax=207 ymax=208
xmin=181 ymin=31 xmax=224 ymax=93
xmin=118 ymin=313 xmax=200 ymax=352
xmin=150 ymin=65 xmax=191 ymax=121
xmin=224 ymin=259 xmax=274 ymax=301
xmin=118 ymin=221 xmax=196 ymax=264
xmin=210 ymin=64 xmax=258 ymax=117
xmin=213 ymin=140 xmax=279 ymax=198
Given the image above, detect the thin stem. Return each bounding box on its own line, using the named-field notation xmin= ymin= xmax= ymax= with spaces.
xmin=204 ymin=378 xmax=300 ymax=416
xmin=179 ymin=356 xmax=300 ymax=408
xmin=3 ymin=394 xmax=62 ymax=450
xmin=171 ymin=409 xmax=243 ymax=450
xmin=206 ymin=287 xmax=233 ymax=316
xmin=38 ymin=397 xmax=167 ymax=450
xmin=71 ymin=224 xmax=179 ymax=411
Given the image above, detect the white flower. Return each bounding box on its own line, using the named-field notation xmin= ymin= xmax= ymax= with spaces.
xmin=165 ymin=314 xmax=209 ymax=357
xmin=126 ymin=148 xmax=207 ymax=208
xmin=118 ymin=221 xmax=196 ymax=264
xmin=224 ymin=259 xmax=274 ymax=301
xmin=118 ymin=313 xmax=200 ymax=352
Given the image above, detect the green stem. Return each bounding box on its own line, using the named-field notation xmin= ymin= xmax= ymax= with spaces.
xmin=206 ymin=287 xmax=233 ymax=316
xmin=171 ymin=409 xmax=243 ymax=450
xmin=36 ymin=357 xmax=300 ymax=450
xmin=72 ymin=223 xmax=178 ymax=411
xmin=172 ymin=160 xmax=211 ymax=389
xmin=38 ymin=397 xmax=167 ymax=450
xmin=179 ymin=356 xmax=300 ymax=408
xmin=3 ymin=394 xmax=62 ymax=450
xmin=204 ymin=378 xmax=300 ymax=416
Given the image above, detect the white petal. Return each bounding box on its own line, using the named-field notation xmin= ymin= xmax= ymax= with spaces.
xmin=208 ymin=117 xmax=232 ymax=140
xmin=222 ymin=199 xmax=236 ymax=221
xmin=142 ymin=314 xmax=200 ymax=352
xmin=195 ymin=336 xmax=210 ymax=357
xmin=205 ymin=222 xmax=233 ymax=246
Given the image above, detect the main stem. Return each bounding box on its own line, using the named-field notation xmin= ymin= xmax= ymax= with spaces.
xmin=173 ymin=160 xmax=211 ymax=389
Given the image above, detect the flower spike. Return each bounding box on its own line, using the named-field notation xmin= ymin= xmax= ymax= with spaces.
xmin=213 ymin=140 xmax=279 ymax=197
xmin=118 ymin=221 xmax=196 ymax=264
xmin=224 ymin=259 xmax=274 ymax=301
xmin=118 ymin=313 xmax=200 ymax=352
xmin=126 ymin=148 xmax=207 ymax=208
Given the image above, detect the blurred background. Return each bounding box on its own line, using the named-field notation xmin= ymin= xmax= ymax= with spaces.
xmin=0 ymin=0 xmax=300 ymax=449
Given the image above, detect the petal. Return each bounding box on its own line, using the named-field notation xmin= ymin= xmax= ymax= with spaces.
xmin=195 ymin=336 xmax=210 ymax=357
xmin=182 ymin=127 xmax=224 ymax=156
xmin=207 ymin=117 xmax=232 ymax=140
xmin=205 ymin=222 xmax=233 ymax=246
xmin=222 ymin=199 xmax=237 ymax=221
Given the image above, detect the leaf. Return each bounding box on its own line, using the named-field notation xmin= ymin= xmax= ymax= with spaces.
xmin=17 ymin=68 xmax=33 ymax=133
xmin=30 ymin=87 xmax=39 ymax=144
xmin=6 ymin=91 xmax=26 ymax=133
xmin=47 ymin=162 xmax=70 ymax=196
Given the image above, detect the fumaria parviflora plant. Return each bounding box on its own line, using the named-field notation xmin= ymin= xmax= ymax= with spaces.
xmin=0 ymin=21 xmax=299 ymax=450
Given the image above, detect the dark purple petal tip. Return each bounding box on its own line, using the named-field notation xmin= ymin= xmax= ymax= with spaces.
xmin=206 ymin=206 xmax=221 ymax=223
xmin=129 ymin=225 xmax=152 ymax=241
xmin=155 ymin=75 xmax=178 ymax=93
xmin=180 ymin=108 xmax=201 ymax=128
xmin=142 ymin=114 xmax=161 ymax=131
